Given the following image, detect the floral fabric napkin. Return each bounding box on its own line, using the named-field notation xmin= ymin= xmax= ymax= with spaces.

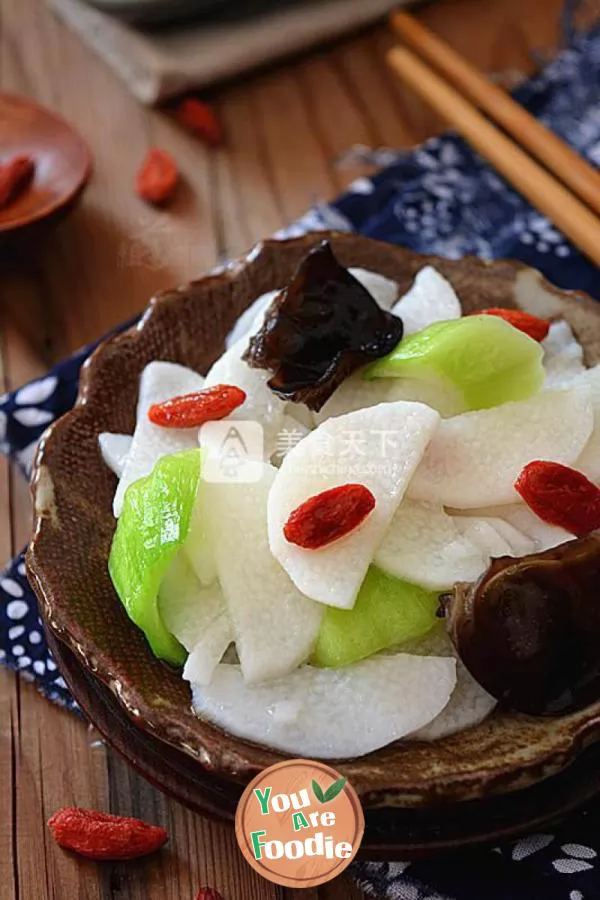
xmin=2 ymin=22 xmax=600 ymax=900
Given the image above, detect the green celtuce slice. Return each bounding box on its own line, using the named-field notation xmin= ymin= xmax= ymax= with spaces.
xmin=108 ymin=448 xmax=201 ymax=665
xmin=364 ymin=315 xmax=545 ymax=411
xmin=312 ymin=566 xmax=439 ymax=668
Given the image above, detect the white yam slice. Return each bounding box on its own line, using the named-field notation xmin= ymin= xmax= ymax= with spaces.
xmin=184 ymin=477 xmax=218 ymax=586
xmin=454 ymin=519 xmax=513 ymax=558
xmin=191 ymin=653 xmax=456 ymax=758
xmin=412 ymin=660 xmax=497 ymax=741
xmin=209 ymin=465 xmax=322 ymax=684
xmin=374 ymin=500 xmax=486 ymax=590
xmin=269 ymin=402 xmax=440 ymax=609
xmin=314 ymin=370 xmax=464 ymax=425
xmin=158 ymin=553 xmax=232 ymax=686
xmin=271 ymin=413 xmax=311 ymax=466
xmin=113 ymin=361 xmax=205 ymax=517
xmin=349 ymin=267 xmax=399 ymax=310
xmin=183 ymin=616 xmax=233 ymax=686
xmin=314 ymin=374 xmax=393 ymax=424
xmin=543 ymin=320 xmax=585 ymax=387
xmin=399 ymin=627 xmax=497 ymax=741
xmin=408 ymin=386 xmax=594 ymax=508
xmin=573 ymin=365 xmax=600 ymax=483
xmin=225 ymin=290 xmax=280 ymax=349
xmin=526 ymin=361 xmax=600 ymax=484
xmin=99 ymin=433 xmax=132 ymax=478
xmin=204 ymin=337 xmax=286 ymax=455
xmin=500 ymin=506 xmax=574 ymax=550
xmin=391 ymin=266 xmax=462 ymax=335
xmin=456 ymin=504 xmax=573 ymax=553
xmin=460 ymin=517 xmax=535 ymax=558
xmin=158 ymin=553 xmax=226 ymax=651
xmin=286 ymin=402 xmax=315 ymax=430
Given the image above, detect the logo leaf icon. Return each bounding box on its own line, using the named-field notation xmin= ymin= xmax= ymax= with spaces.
xmin=323 ymin=776 xmax=347 ymax=803
xmin=312 ymin=780 xmax=326 ymax=803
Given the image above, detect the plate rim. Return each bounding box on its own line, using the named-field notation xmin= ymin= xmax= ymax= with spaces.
xmin=47 ymin=625 xmax=600 ymax=859
xmin=26 ymin=231 xmax=600 ymax=808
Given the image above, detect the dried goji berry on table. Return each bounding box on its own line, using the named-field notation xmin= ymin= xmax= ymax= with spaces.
xmin=148 ymin=384 xmax=246 ymax=428
xmin=515 ymin=460 xmax=600 ymax=537
xmin=135 ymin=148 xmax=179 ymax=205
xmin=195 ymin=889 xmax=224 ymax=900
xmin=47 ymin=807 xmax=168 ymax=860
xmin=283 ymin=483 xmax=376 ymax=549
xmin=478 ymin=307 xmax=550 ymax=342
xmin=173 ymin=98 xmax=223 ymax=147
xmin=0 ymin=155 xmax=35 ymax=209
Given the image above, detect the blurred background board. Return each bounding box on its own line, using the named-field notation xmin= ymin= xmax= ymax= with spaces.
xmin=0 ymin=0 xmax=584 ymax=897
xmin=83 ymin=0 xmax=396 ymax=26
xmin=47 ymin=0 xmax=411 ymax=102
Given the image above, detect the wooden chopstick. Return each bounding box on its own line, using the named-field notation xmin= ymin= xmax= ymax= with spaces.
xmin=390 ymin=10 xmax=600 ymax=217
xmin=386 ymin=47 xmax=600 ymax=268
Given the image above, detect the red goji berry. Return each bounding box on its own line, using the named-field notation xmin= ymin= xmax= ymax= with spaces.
xmin=196 ymin=889 xmax=224 ymax=900
xmin=515 ymin=460 xmax=600 ymax=537
xmin=0 ymin=155 xmax=35 ymax=209
xmin=283 ymin=483 xmax=376 ymax=549
xmin=136 ymin=148 xmax=178 ymax=205
xmin=148 ymin=384 xmax=246 ymax=428
xmin=173 ymin=98 xmax=223 ymax=148
xmin=47 ymin=807 xmax=168 ymax=860
xmin=479 ymin=307 xmax=550 ymax=342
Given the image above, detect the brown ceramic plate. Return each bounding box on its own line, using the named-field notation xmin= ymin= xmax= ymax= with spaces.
xmin=0 ymin=93 xmax=92 ymax=236
xmin=46 ymin=626 xmax=600 ymax=858
xmin=27 ymin=232 xmax=600 ymax=814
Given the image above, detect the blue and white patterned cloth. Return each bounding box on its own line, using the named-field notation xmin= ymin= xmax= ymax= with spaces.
xmin=2 ymin=20 xmax=600 ymax=900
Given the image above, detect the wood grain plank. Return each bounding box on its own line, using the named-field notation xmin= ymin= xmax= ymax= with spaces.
xmin=334 ymin=31 xmax=422 ymax=150
xmin=370 ymin=26 xmax=445 ymax=148
xmin=208 ymin=97 xmax=255 ymax=261
xmin=320 ymin=876 xmax=366 ymax=898
xmin=374 ymin=0 xmax=565 ymax=149
xmin=415 ymin=0 xmax=564 ymax=76
xmin=0 ymin=340 xmax=12 ymax=565
xmin=285 ymin=888 xmax=319 ymax=899
xmin=2 ymin=0 xmax=153 ymax=346
xmin=284 ymin=873 xmax=364 ymax=898
xmin=145 ymin=109 xmax=220 ymax=277
xmin=15 ymin=697 xmax=108 ymax=900
xmin=105 ymin=751 xmax=280 ymax=900
xmin=0 ymin=258 xmax=62 ymax=371
xmin=0 ymin=670 xmax=18 ymax=900
xmin=1 ymin=266 xmax=110 ymax=900
xmin=0 ymin=333 xmax=18 ymax=900
xmin=252 ymin=68 xmax=336 ymax=225
xmin=296 ymin=53 xmax=376 ymax=193
xmin=217 ymin=88 xmax=284 ymax=250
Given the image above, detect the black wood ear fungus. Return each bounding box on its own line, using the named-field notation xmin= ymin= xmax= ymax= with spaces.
xmin=443 ymin=533 xmax=600 ymax=715
xmin=243 ymin=240 xmax=404 ymax=411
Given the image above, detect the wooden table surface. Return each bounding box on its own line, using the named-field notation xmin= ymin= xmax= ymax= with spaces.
xmin=0 ymin=0 xmax=576 ymax=896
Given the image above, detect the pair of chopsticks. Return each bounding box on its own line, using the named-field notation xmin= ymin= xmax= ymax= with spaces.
xmin=387 ymin=11 xmax=600 ymax=267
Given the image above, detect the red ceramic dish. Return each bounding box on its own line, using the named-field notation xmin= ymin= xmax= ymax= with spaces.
xmin=0 ymin=92 xmax=92 ymax=235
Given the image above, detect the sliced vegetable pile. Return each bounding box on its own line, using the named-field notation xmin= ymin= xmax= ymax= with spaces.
xmin=102 ymin=240 xmax=600 ymax=759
